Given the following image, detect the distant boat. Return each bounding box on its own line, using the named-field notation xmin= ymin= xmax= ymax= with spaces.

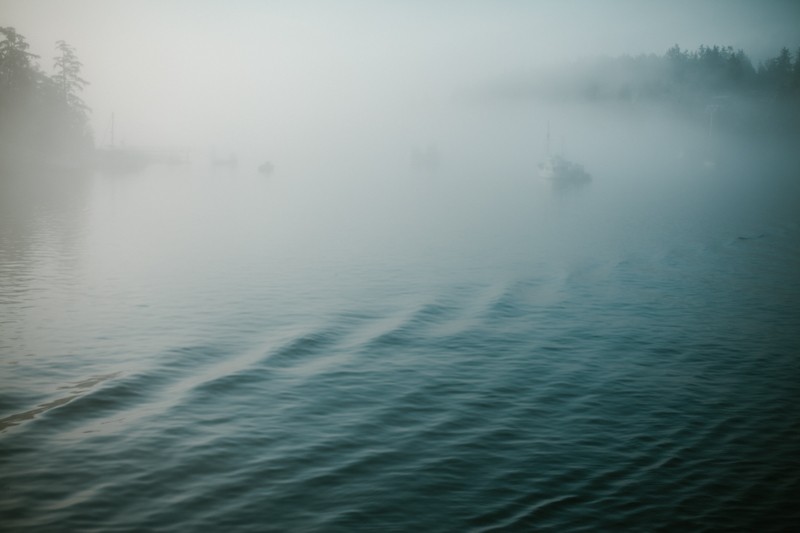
xmin=538 ymin=123 xmax=591 ymax=187
xmin=538 ymin=155 xmax=591 ymax=185
xmin=95 ymin=113 xmax=148 ymax=174
xmin=258 ymin=161 xmax=274 ymax=175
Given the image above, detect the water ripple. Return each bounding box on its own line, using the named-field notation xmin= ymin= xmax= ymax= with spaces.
xmin=2 ymin=169 xmax=800 ymax=532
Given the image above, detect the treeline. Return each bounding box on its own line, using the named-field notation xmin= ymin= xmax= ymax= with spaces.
xmin=487 ymin=44 xmax=800 ymax=133
xmin=668 ymin=44 xmax=799 ymax=94
xmin=0 ymin=27 xmax=92 ymax=171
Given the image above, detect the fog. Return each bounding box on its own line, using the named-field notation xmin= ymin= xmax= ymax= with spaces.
xmin=3 ymin=0 xmax=800 ymax=268
xmin=5 ymin=1 xmax=800 ymax=151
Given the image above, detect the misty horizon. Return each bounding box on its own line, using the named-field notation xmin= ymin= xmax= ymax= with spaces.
xmin=3 ymin=1 xmax=800 ymax=153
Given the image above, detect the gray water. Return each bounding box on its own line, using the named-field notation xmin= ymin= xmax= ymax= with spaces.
xmin=2 ymin=111 xmax=800 ymax=532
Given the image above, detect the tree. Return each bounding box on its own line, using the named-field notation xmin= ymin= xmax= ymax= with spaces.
xmin=53 ymin=40 xmax=88 ymax=114
xmin=0 ymin=27 xmax=42 ymax=152
xmin=762 ymin=47 xmax=793 ymax=93
xmin=0 ymin=29 xmax=93 ymax=169
xmin=794 ymin=47 xmax=800 ymax=93
xmin=666 ymin=44 xmax=688 ymax=82
xmin=49 ymin=41 xmax=92 ymax=156
xmin=0 ymin=26 xmax=39 ymax=92
xmin=1 ymin=27 xmax=40 ymax=121
xmin=726 ymin=49 xmax=755 ymax=87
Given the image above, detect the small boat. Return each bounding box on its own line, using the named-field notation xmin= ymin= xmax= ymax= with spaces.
xmin=258 ymin=161 xmax=274 ymax=175
xmin=95 ymin=113 xmax=148 ymax=174
xmin=538 ymin=123 xmax=591 ymax=187
xmin=538 ymin=155 xmax=591 ymax=185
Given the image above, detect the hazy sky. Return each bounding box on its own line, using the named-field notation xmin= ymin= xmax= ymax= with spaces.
xmin=3 ymin=1 xmax=799 ymax=150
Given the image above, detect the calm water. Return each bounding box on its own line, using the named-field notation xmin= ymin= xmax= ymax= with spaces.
xmin=2 ymin=121 xmax=800 ymax=531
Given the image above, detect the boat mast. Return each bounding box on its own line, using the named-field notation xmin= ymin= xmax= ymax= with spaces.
xmin=546 ymin=121 xmax=551 ymax=157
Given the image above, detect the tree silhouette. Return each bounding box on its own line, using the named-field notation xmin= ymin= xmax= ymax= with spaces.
xmin=794 ymin=48 xmax=800 ymax=92
xmin=0 ymin=28 xmax=93 ymax=170
xmin=52 ymin=40 xmax=91 ymax=150
xmin=53 ymin=40 xmax=88 ymax=114
xmin=0 ymin=26 xmax=39 ymax=95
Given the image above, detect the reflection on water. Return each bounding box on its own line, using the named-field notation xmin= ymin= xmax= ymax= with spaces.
xmin=1 ymin=111 xmax=800 ymax=531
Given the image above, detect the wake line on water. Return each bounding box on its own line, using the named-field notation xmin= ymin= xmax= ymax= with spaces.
xmin=0 ymin=373 xmax=119 ymax=432
xmin=3 ymin=218 xmax=794 ymax=438
xmin=0 ymin=281 xmax=518 ymax=434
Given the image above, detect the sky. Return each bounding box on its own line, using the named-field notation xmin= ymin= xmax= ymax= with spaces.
xmin=2 ymin=0 xmax=799 ymax=151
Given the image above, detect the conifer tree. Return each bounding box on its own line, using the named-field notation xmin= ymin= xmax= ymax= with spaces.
xmin=53 ymin=40 xmax=88 ymax=117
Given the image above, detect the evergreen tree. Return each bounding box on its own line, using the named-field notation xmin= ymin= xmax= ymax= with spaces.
xmin=0 ymin=27 xmax=42 ymax=152
xmin=763 ymin=47 xmax=793 ymax=93
xmin=53 ymin=40 xmax=88 ymax=117
xmin=52 ymin=40 xmax=91 ymax=149
xmin=794 ymin=47 xmax=800 ymax=93
xmin=0 ymin=26 xmax=39 ymax=94
xmin=0 ymin=28 xmax=93 ymax=169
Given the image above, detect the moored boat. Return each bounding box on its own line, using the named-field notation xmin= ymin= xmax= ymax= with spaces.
xmin=538 ymin=123 xmax=591 ymax=187
xmin=538 ymin=154 xmax=591 ymax=185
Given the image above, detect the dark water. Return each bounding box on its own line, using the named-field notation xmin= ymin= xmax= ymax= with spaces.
xmin=2 ymin=121 xmax=800 ymax=531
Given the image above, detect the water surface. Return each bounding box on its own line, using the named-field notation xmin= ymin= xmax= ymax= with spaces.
xmin=1 ymin=115 xmax=799 ymax=531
